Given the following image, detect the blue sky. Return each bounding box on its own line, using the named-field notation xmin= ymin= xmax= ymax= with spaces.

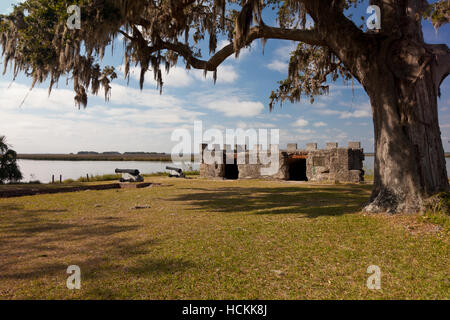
xmin=0 ymin=0 xmax=449 ymax=154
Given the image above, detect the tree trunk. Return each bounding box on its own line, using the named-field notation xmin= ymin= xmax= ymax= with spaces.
xmin=363 ymin=50 xmax=449 ymax=213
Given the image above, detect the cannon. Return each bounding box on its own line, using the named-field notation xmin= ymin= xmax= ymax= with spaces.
xmin=166 ymin=166 xmax=185 ymax=178
xmin=115 ymin=168 xmax=144 ymax=182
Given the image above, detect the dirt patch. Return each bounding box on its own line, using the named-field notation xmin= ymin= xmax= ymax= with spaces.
xmin=401 ymin=220 xmax=443 ymax=235
xmin=367 ymin=212 xmax=444 ymax=236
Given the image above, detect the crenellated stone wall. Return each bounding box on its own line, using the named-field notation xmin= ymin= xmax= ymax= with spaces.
xmin=199 ymin=142 xmax=364 ymax=183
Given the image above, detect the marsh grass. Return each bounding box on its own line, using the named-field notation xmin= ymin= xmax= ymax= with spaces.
xmin=363 ymin=167 xmax=374 ymax=182
xmin=143 ymin=170 xmax=200 ymax=177
xmin=0 ymin=178 xmax=448 ymax=299
xmin=73 ymin=171 xmax=199 ymax=182
xmin=75 ymin=174 xmax=121 ymax=183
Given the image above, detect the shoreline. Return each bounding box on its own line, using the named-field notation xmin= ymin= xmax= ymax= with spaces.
xmin=365 ymin=153 xmax=450 ymax=157
xmin=17 ymin=153 xmax=177 ymax=162
xmin=18 ymin=153 xmax=450 ymax=161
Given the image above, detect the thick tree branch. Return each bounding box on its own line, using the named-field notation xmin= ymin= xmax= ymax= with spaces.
xmin=157 ymin=25 xmax=325 ymax=72
xmin=425 ymin=43 xmax=450 ymax=95
xmin=300 ymin=0 xmax=370 ymax=81
xmin=438 ymin=52 xmax=450 ymax=85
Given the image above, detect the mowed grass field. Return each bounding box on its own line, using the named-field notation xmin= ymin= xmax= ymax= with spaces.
xmin=0 ymin=177 xmax=448 ymax=299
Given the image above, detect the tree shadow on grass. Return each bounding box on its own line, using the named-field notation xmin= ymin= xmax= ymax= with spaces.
xmin=0 ymin=261 xmax=72 ymax=280
xmin=126 ymin=257 xmax=196 ymax=276
xmin=0 ymin=202 xmax=197 ymax=287
xmin=80 ymin=257 xmax=196 ymax=298
xmin=0 ymin=203 xmax=23 ymax=211
xmin=0 ymin=204 xmax=167 ymax=281
xmin=171 ymin=185 xmax=371 ymax=218
xmin=0 ymin=238 xmax=187 ymax=282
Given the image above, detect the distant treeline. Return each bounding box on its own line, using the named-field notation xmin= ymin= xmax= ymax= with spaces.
xmin=365 ymin=153 xmax=450 ymax=158
xmin=17 ymin=153 xmax=181 ymax=162
xmin=76 ymin=151 xmax=167 ymax=155
xmin=16 ymin=152 xmax=450 ymax=161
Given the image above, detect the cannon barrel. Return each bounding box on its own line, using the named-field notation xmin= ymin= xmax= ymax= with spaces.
xmin=165 ymin=166 xmax=182 ymax=173
xmin=115 ymin=169 xmax=140 ymax=175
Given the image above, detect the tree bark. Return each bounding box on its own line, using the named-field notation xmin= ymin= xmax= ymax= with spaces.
xmin=363 ymin=43 xmax=449 ymax=213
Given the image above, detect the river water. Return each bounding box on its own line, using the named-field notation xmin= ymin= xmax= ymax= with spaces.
xmin=17 ymin=160 xmax=200 ymax=183
xmin=363 ymin=157 xmax=450 ymax=177
xmin=16 ymin=157 xmax=450 ymax=183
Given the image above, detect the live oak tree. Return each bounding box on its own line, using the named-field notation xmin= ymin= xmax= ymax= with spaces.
xmin=0 ymin=0 xmax=449 ymax=212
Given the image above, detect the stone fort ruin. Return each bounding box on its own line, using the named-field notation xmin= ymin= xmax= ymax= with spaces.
xmin=199 ymin=142 xmax=364 ymax=183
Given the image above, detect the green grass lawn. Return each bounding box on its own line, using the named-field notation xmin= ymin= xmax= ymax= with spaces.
xmin=0 ymin=177 xmax=448 ymax=299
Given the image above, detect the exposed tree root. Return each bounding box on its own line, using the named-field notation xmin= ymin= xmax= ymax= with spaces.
xmin=363 ymin=188 xmax=424 ymax=214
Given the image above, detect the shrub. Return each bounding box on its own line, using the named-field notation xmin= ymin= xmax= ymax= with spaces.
xmin=0 ymin=136 xmax=23 ymax=183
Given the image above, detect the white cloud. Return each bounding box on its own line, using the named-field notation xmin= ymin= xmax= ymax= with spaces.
xmin=272 ymin=114 xmax=293 ymax=119
xmin=0 ymin=81 xmax=78 ymax=111
xmin=0 ymin=80 xmax=207 ymax=153
xmin=0 ymin=109 xmax=190 ymax=153
xmin=206 ymin=98 xmax=264 ymax=117
xmin=235 ymin=121 xmax=277 ymax=129
xmin=161 ymin=67 xmax=194 ymax=87
xmin=191 ymin=88 xmax=265 ymax=118
xmin=118 ymin=64 xmax=193 ymax=88
xmin=191 ymin=65 xmax=238 ymax=83
xmin=334 ymin=132 xmax=348 ymax=140
xmin=292 ymin=118 xmax=309 ymax=127
xmin=266 ymin=43 xmax=296 ymax=73
xmin=274 ymin=43 xmax=297 ymax=60
xmin=217 ymin=40 xmax=257 ymax=61
xmin=313 ymin=102 xmax=371 ymax=119
xmin=118 ymin=63 xmax=238 ymax=87
xmin=315 ymin=109 xmax=341 ymax=116
xmin=217 ymin=40 xmax=229 ymax=51
xmin=267 ymin=60 xmax=288 ymax=72
xmin=338 ymin=109 xmax=371 ymax=119
xmin=295 ymin=128 xmax=314 ymax=134
xmin=108 ymin=84 xmax=182 ymax=108
xmin=313 ymin=121 xmax=327 ymax=127
xmin=85 ymin=104 xmax=204 ymax=125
